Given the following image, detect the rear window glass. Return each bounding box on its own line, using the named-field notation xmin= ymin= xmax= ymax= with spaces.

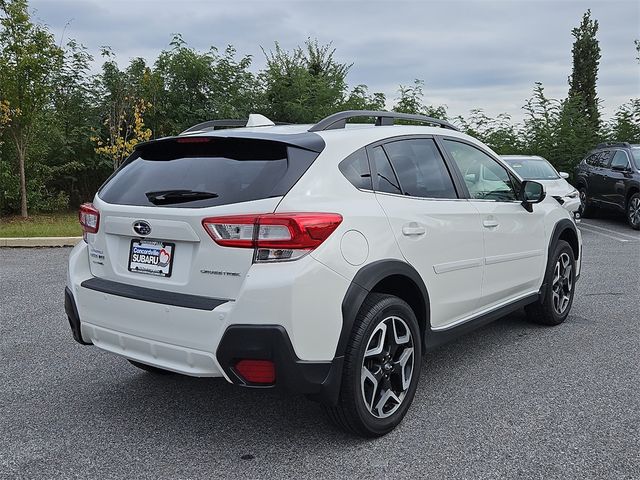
xmin=339 ymin=148 xmax=372 ymax=190
xmin=98 ymin=138 xmax=319 ymax=208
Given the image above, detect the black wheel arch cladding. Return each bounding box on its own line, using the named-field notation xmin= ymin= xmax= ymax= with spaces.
xmin=339 ymin=259 xmax=430 ymax=357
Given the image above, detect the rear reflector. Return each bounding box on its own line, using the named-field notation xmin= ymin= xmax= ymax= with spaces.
xmin=79 ymin=203 xmax=100 ymax=235
xmin=235 ymin=359 xmax=276 ymax=384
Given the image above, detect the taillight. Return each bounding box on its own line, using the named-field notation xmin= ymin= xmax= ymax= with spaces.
xmin=79 ymin=203 xmax=100 ymax=240
xmin=202 ymin=213 xmax=342 ymax=262
xmin=235 ymin=359 xmax=275 ymax=385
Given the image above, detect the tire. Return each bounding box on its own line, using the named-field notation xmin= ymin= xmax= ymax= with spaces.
xmin=626 ymin=193 xmax=640 ymax=230
xmin=578 ymin=187 xmax=596 ymax=218
xmin=128 ymin=359 xmax=172 ymax=374
xmin=525 ymin=240 xmax=576 ymax=326
xmin=323 ymin=293 xmax=422 ymax=437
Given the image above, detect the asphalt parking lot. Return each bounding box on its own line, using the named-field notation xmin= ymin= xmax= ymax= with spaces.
xmin=1 ymin=215 xmax=639 ymax=479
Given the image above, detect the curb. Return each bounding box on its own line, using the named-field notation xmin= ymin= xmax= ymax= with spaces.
xmin=0 ymin=237 xmax=82 ymax=248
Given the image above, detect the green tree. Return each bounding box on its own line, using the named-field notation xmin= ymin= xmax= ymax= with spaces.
xmin=567 ymin=10 xmax=601 ymax=130
xmin=392 ymin=79 xmax=447 ymax=119
xmin=342 ymin=84 xmax=386 ymax=111
xmin=0 ymin=0 xmax=63 ymax=217
xmin=608 ymin=99 xmax=640 ymax=143
xmin=261 ymin=39 xmax=351 ymax=123
xmin=152 ymin=35 xmax=258 ymax=134
xmin=456 ymin=110 xmax=523 ymax=154
xmin=522 ymin=82 xmax=561 ymax=162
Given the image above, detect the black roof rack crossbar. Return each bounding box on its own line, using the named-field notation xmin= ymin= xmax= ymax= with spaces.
xmin=308 ymin=110 xmax=459 ymax=132
xmin=596 ymin=142 xmax=631 ymax=149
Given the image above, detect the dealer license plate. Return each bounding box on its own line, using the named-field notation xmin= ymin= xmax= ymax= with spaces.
xmin=128 ymin=240 xmax=175 ymax=277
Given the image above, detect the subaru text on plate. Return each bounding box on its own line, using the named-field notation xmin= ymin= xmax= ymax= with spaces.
xmin=66 ymin=111 xmax=582 ymax=437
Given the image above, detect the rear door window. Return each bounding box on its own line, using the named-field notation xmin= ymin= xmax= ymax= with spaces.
xmin=383 ymin=139 xmax=457 ymax=199
xmin=98 ymin=138 xmax=319 ymax=208
xmin=596 ymin=151 xmax=611 ymax=167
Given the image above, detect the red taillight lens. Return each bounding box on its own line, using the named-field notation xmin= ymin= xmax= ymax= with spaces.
xmin=235 ymin=359 xmax=275 ymax=384
xmin=202 ymin=213 xmax=342 ymax=262
xmin=79 ymin=203 xmax=100 ymax=235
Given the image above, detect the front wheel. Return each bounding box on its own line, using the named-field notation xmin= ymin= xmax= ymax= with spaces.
xmin=525 ymin=240 xmax=576 ymax=326
xmin=627 ymin=193 xmax=640 ymax=230
xmin=579 ymin=187 xmax=596 ymax=218
xmin=323 ymin=293 xmax=422 ymax=437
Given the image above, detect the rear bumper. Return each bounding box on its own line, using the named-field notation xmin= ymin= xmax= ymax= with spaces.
xmin=216 ymin=325 xmax=342 ymax=403
xmin=65 ymin=240 xmax=348 ymax=400
xmin=64 ymin=287 xmax=92 ymax=345
xmin=64 ymin=287 xmax=342 ymax=401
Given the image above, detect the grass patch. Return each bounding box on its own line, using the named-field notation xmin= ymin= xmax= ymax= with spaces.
xmin=0 ymin=212 xmax=81 ymax=238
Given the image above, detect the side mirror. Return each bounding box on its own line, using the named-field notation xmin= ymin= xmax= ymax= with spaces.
xmin=464 ymin=173 xmax=478 ymax=183
xmin=520 ymin=180 xmax=546 ymax=212
xmin=559 ymin=172 xmax=570 ymax=179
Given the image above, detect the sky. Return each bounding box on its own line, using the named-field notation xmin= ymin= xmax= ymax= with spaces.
xmin=29 ymin=0 xmax=640 ymax=122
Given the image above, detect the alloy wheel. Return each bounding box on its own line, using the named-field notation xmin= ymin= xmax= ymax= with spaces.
xmin=361 ymin=316 xmax=415 ymax=419
xmin=579 ymin=190 xmax=587 ymax=214
xmin=552 ymin=252 xmax=573 ymax=315
xmin=628 ymin=197 xmax=640 ymax=227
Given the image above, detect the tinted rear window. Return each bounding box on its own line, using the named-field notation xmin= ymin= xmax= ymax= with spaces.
xmin=98 ymin=138 xmax=319 ymax=208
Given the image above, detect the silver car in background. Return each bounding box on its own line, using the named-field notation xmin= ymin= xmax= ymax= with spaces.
xmin=501 ymin=155 xmax=580 ymax=214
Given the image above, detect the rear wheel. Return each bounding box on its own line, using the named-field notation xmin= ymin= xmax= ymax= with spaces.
xmin=579 ymin=187 xmax=596 ymax=218
xmin=626 ymin=193 xmax=640 ymax=230
xmin=128 ymin=359 xmax=172 ymax=374
xmin=323 ymin=293 xmax=422 ymax=437
xmin=525 ymin=240 xmax=576 ymax=326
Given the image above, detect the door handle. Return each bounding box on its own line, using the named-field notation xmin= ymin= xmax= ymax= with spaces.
xmin=483 ymin=219 xmax=499 ymax=228
xmin=402 ymin=223 xmax=426 ymax=236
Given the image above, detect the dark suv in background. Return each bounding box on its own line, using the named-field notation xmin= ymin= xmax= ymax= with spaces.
xmin=575 ymin=142 xmax=640 ymax=230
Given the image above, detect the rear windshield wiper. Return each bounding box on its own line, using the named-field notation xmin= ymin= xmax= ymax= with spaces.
xmin=145 ymin=189 xmax=219 ymax=205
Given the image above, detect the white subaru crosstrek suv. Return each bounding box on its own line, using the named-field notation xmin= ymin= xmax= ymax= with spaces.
xmin=66 ymin=110 xmax=582 ymax=437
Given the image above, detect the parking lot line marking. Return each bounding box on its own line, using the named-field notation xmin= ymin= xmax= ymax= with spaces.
xmin=578 ymin=224 xmax=629 ymax=243
xmin=579 ymin=221 xmax=640 ymax=241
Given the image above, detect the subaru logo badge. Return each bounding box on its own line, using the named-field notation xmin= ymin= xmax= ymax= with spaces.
xmin=133 ymin=220 xmax=152 ymax=236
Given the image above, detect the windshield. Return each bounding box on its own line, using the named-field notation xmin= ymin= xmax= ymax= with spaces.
xmin=502 ymin=157 xmax=559 ymax=180
xmin=631 ymin=148 xmax=640 ymax=169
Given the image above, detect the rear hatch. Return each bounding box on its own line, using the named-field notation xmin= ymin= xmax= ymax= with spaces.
xmin=85 ymin=136 xmax=320 ymax=301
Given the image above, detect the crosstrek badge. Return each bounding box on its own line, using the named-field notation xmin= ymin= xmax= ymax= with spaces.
xmin=128 ymin=240 xmax=175 ymax=277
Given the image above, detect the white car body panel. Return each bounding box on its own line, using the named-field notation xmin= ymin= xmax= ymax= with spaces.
xmin=373 ymin=193 xmax=484 ymax=328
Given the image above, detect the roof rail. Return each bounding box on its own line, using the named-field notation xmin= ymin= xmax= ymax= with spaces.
xmin=596 ymin=141 xmax=631 ymax=149
xmin=308 ymin=110 xmax=459 ymax=132
xmin=181 ymin=119 xmax=247 ymax=134
xmin=181 ymin=114 xmax=285 ymax=134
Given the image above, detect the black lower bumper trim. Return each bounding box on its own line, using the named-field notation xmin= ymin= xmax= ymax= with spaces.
xmin=64 ymin=287 xmax=92 ymax=345
xmin=80 ymin=277 xmax=228 ymax=311
xmin=216 ymin=325 xmax=342 ymax=405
